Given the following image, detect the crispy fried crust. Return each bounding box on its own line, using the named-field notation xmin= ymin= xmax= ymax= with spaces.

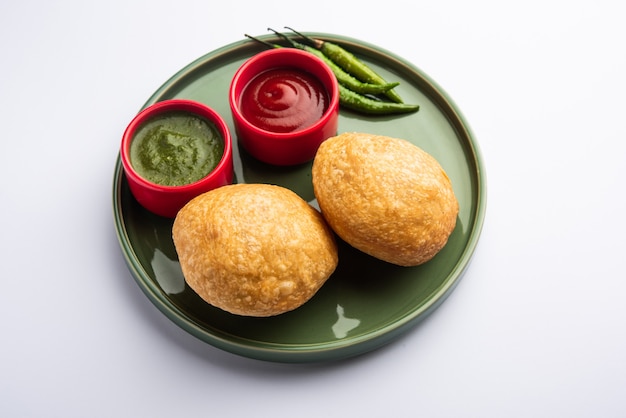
xmin=312 ymin=132 xmax=459 ymax=266
xmin=172 ymin=184 xmax=338 ymax=317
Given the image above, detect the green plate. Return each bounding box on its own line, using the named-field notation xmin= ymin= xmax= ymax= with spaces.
xmin=112 ymin=33 xmax=487 ymax=363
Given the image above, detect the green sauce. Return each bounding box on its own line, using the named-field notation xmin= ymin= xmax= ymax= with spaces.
xmin=130 ymin=112 xmax=224 ymax=187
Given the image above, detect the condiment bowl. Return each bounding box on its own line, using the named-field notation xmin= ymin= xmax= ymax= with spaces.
xmin=229 ymin=48 xmax=340 ymax=166
xmin=120 ymin=99 xmax=233 ymax=218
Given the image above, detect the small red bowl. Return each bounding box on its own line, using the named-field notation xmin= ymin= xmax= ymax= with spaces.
xmin=120 ymin=99 xmax=233 ymax=218
xmin=229 ymin=48 xmax=339 ymax=166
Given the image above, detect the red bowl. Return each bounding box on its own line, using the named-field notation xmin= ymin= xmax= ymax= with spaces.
xmin=229 ymin=48 xmax=339 ymax=166
xmin=120 ymin=99 xmax=233 ymax=218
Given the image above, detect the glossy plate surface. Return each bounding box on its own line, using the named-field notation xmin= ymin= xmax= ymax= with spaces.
xmin=112 ymin=33 xmax=487 ymax=363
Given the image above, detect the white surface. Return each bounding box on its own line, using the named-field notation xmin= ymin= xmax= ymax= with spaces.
xmin=2 ymin=1 xmax=625 ymax=417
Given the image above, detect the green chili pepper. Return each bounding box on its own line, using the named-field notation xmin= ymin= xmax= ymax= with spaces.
xmin=256 ymin=31 xmax=400 ymax=96
xmin=338 ymin=84 xmax=419 ymax=115
xmin=285 ymin=27 xmax=405 ymax=103
xmin=325 ymin=51 xmax=400 ymax=95
xmin=244 ymin=33 xmax=419 ymax=116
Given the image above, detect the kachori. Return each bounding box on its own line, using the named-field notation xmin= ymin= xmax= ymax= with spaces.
xmin=312 ymin=132 xmax=458 ymax=266
xmin=172 ymin=183 xmax=338 ymax=317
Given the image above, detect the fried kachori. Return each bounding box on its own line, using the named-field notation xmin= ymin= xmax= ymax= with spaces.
xmin=312 ymin=132 xmax=459 ymax=266
xmin=172 ymin=183 xmax=338 ymax=317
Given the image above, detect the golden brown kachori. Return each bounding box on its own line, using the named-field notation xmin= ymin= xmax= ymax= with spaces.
xmin=312 ymin=132 xmax=459 ymax=267
xmin=172 ymin=183 xmax=338 ymax=317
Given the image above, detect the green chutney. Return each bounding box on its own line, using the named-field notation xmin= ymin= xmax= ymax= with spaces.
xmin=130 ymin=112 xmax=224 ymax=187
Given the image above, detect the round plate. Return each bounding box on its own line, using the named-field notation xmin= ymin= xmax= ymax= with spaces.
xmin=112 ymin=33 xmax=486 ymax=363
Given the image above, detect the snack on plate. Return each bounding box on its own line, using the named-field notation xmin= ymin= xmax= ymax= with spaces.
xmin=172 ymin=183 xmax=338 ymax=317
xmin=312 ymin=132 xmax=459 ymax=267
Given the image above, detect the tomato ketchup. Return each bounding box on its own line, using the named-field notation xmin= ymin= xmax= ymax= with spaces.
xmin=239 ymin=68 xmax=329 ymax=133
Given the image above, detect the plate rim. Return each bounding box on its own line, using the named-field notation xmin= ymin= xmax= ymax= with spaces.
xmin=112 ymin=33 xmax=487 ymax=363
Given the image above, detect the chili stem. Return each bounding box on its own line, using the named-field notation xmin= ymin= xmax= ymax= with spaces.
xmin=244 ymin=33 xmax=280 ymax=49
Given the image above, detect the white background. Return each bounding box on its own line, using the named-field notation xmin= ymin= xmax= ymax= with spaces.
xmin=2 ymin=1 xmax=625 ymax=417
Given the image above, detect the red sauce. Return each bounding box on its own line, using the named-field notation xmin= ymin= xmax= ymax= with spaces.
xmin=239 ymin=68 xmax=329 ymax=133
